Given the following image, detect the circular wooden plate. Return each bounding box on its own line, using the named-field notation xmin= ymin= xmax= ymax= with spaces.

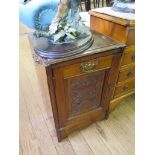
xmin=30 ymin=33 xmax=93 ymax=59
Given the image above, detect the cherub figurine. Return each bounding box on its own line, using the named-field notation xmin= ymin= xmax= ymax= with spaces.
xmin=34 ymin=0 xmax=90 ymax=43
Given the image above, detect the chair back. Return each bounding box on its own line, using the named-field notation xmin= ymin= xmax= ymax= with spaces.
xmin=80 ymin=0 xmax=106 ymax=11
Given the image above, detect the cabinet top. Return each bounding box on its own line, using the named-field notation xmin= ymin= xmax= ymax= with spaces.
xmin=90 ymin=11 xmax=135 ymax=27
xmin=29 ymin=31 xmax=125 ymax=66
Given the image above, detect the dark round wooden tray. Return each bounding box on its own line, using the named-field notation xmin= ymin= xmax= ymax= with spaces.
xmin=29 ymin=33 xmax=94 ymax=59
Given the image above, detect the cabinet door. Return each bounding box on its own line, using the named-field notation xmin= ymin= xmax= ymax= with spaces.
xmin=52 ymin=53 xmax=122 ymax=140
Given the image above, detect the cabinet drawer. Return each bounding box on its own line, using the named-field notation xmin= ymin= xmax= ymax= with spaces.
xmin=63 ymin=55 xmax=113 ymax=78
xmin=126 ymin=28 xmax=135 ymax=46
xmin=121 ymin=48 xmax=135 ymax=66
xmin=118 ymin=64 xmax=135 ymax=82
xmin=114 ymin=78 xmax=135 ymax=98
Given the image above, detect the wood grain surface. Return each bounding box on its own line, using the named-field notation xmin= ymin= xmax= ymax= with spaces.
xmin=89 ymin=11 xmax=135 ymax=111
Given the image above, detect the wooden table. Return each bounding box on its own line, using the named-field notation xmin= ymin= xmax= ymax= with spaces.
xmin=90 ymin=10 xmax=135 ymax=111
xmin=29 ymin=31 xmax=125 ymax=141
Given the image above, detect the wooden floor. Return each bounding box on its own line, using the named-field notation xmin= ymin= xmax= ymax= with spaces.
xmin=19 ymin=23 xmax=135 ymax=155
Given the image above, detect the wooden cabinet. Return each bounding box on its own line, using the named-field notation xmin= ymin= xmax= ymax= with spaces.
xmin=114 ymin=78 xmax=135 ymax=98
xmin=90 ymin=11 xmax=135 ymax=111
xmin=117 ymin=64 xmax=135 ymax=82
xmin=121 ymin=47 xmax=135 ymax=66
xmin=52 ymin=54 xmax=119 ymax=140
xmin=29 ymin=31 xmax=125 ymax=141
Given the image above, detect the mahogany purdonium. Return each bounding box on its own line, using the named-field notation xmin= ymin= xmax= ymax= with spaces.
xmin=29 ymin=31 xmax=125 ymax=141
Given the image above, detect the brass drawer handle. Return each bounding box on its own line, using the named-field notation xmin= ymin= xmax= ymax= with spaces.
xmin=131 ymin=53 xmax=135 ymax=61
xmin=127 ymin=71 xmax=134 ymax=77
xmin=123 ymin=85 xmax=128 ymax=91
xmin=33 ymin=54 xmax=42 ymax=64
xmin=80 ymin=60 xmax=98 ymax=72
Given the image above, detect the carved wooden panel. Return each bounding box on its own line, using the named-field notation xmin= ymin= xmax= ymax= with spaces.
xmin=30 ymin=30 xmax=124 ymax=141
xmin=65 ymin=70 xmax=106 ymax=117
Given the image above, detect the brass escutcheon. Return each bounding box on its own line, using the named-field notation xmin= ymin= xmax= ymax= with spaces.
xmin=80 ymin=60 xmax=98 ymax=72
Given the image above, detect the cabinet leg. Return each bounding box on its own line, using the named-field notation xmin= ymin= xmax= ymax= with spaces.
xmin=105 ymin=107 xmax=109 ymax=120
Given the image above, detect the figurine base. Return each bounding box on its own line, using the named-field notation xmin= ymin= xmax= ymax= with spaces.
xmin=30 ymin=33 xmax=93 ymax=59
